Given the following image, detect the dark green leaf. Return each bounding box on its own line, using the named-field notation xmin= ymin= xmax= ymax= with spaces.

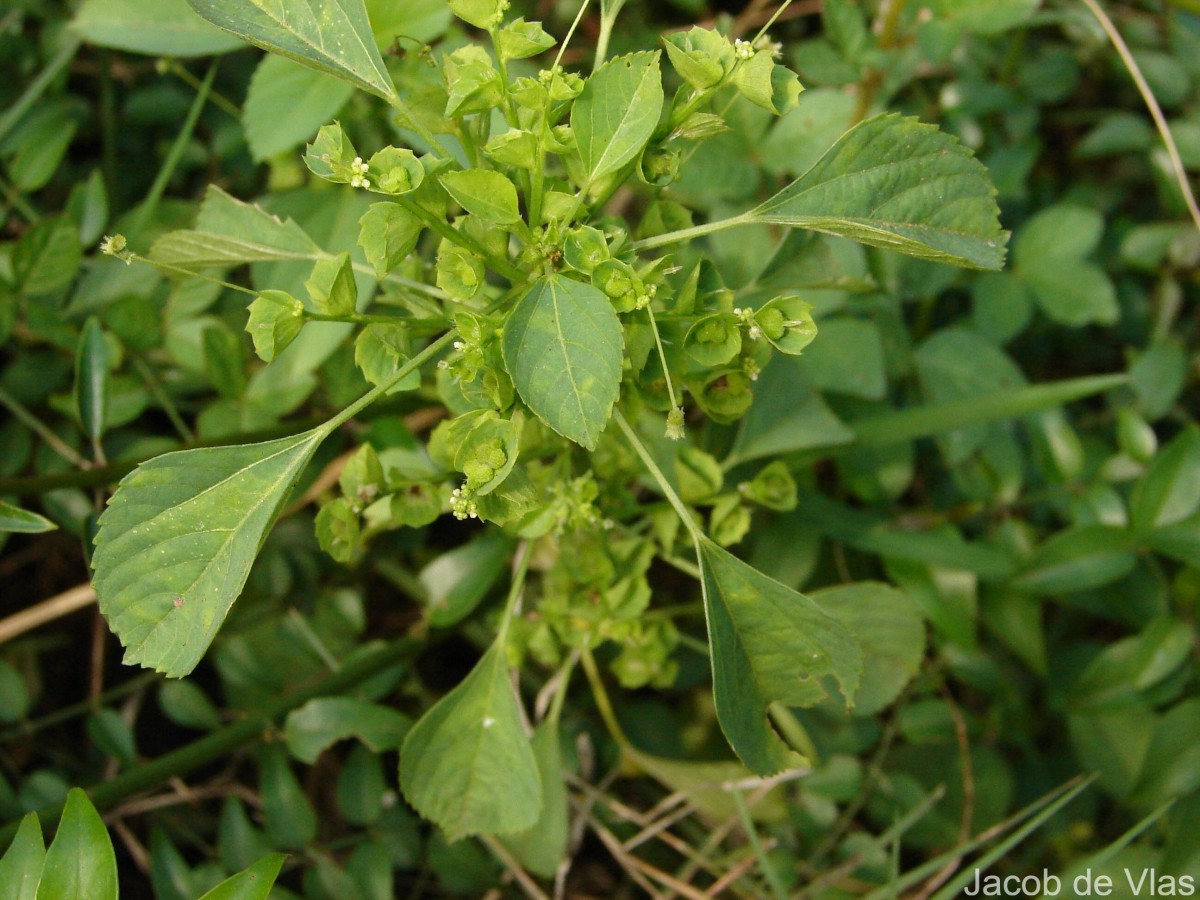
xmin=195 ymin=854 xmax=285 ymax=900
xmin=284 ymin=697 xmax=412 ymax=763
xmin=37 ymin=789 xmax=117 ymax=900
xmin=71 ymin=0 xmax=244 ymax=56
xmin=699 ymin=538 xmax=862 ymax=775
xmin=0 ymin=813 xmax=44 ymax=900
xmin=502 ymin=275 xmax=623 ymax=450
xmin=243 ymin=55 xmax=354 ymax=162
xmin=0 ymin=501 xmax=57 ymax=534
xmin=399 ymin=643 xmax=541 ymax=840
xmin=93 ymin=428 xmax=328 ymax=677
xmin=185 ymin=0 xmax=397 ymax=101
xmin=751 ymin=114 xmax=1008 ymax=269
xmin=74 ymin=317 xmax=109 ymax=445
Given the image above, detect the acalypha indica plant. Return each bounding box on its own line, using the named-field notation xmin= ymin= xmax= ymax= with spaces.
xmin=92 ymin=0 xmax=1006 ymax=841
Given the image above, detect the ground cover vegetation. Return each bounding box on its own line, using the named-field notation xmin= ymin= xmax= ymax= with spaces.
xmin=1 ymin=0 xmax=1199 ymax=895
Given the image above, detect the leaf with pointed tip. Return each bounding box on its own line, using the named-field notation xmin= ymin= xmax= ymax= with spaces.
xmin=501 ymin=275 xmax=623 ymax=451
xmin=399 ymin=643 xmax=541 ymax=841
xmin=751 ymin=114 xmax=1008 ymax=270
xmin=439 ymin=170 xmax=522 ymax=225
xmin=150 ymin=186 xmax=320 ymax=270
xmin=0 ymin=813 xmax=44 ymax=900
xmin=184 ymin=0 xmax=397 ymax=101
xmin=196 ymin=854 xmax=286 ymax=900
xmin=93 ymin=428 xmax=327 ymax=677
xmin=0 ymin=500 xmax=57 ymax=534
xmin=699 ymin=538 xmax=862 ymax=775
xmin=572 ymin=52 xmax=664 ymax=182
xmin=38 ymin=789 xmax=117 ymax=900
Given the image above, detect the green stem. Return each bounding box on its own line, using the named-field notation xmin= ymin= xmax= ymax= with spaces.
xmin=387 ymin=95 xmax=452 ymax=160
xmin=393 ymin=195 xmax=527 ymax=284
xmin=165 ymin=60 xmax=240 ymax=119
xmin=643 ymin=303 xmax=679 ymax=413
xmin=131 ymin=60 xmax=218 ymax=235
xmin=497 ymin=541 xmax=532 ymax=641
xmin=0 ymin=387 xmax=88 ymax=469
xmin=732 ymin=789 xmax=788 ymax=900
xmin=553 ymin=0 xmax=592 ymax=72
xmin=131 ymin=354 xmax=193 ymax=442
xmin=0 ymin=36 xmax=80 ymax=146
xmin=321 ymin=331 xmax=457 ymax=434
xmin=303 ymin=311 xmax=434 ymax=326
xmin=594 ymin=0 xmax=628 ymax=72
xmin=0 ymin=174 xmax=39 ymax=224
xmin=0 ymin=638 xmax=418 ymax=843
xmin=580 ymin=646 xmax=631 ymax=751
xmin=613 ymin=410 xmax=703 ymax=546
xmin=629 ymin=213 xmax=753 ymax=252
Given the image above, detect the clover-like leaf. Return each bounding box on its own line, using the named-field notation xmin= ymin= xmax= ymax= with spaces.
xmin=399 ymin=643 xmax=542 ymax=840
xmin=699 ymin=538 xmax=862 ymax=775
xmin=501 ymin=275 xmax=623 ymax=450
xmin=93 ymin=428 xmax=328 ymax=677
xmin=751 ymin=114 xmax=1008 ymax=270
xmin=185 ymin=0 xmax=397 ymax=102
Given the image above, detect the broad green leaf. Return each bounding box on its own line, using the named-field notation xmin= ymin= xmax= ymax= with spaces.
xmin=439 ymin=170 xmax=522 ymax=225
xmin=750 ymin=114 xmax=1007 ymax=270
xmin=359 ymin=202 xmax=423 ymax=276
xmin=699 ymin=538 xmax=862 ymax=775
xmin=93 ymin=428 xmax=328 ymax=677
xmin=808 ymin=582 xmax=925 ymax=716
xmin=36 ymin=789 xmax=117 ymax=900
xmin=926 ymin=0 xmax=1040 ymax=34
xmin=243 ymin=55 xmax=354 ymax=161
xmin=14 ymin=216 xmax=82 ymax=296
xmin=284 ymin=697 xmax=412 ymax=763
xmin=0 ymin=500 xmax=57 ymax=534
xmin=355 ymin=323 xmax=421 ymax=394
xmin=0 ymin=813 xmax=45 ymax=900
xmin=1130 ymin=425 xmax=1200 ymax=533
xmin=1014 ymin=204 xmax=1117 ymax=326
xmin=501 ymin=275 xmax=623 ymax=450
xmin=419 ymin=530 xmax=515 ymax=628
xmin=185 ymin=0 xmax=397 ymax=101
xmin=74 ymin=317 xmax=109 ymax=445
xmin=259 ymin=745 xmax=317 ymax=849
xmin=501 ymin=721 xmax=569 ymax=879
xmin=571 ymin=52 xmax=665 ymax=182
xmin=196 ymin=854 xmax=286 ymax=900
xmin=151 ymin=187 xmax=320 ymax=270
xmin=71 ymin=0 xmax=244 ymax=56
xmin=1011 ymin=526 xmax=1138 ymax=596
xmin=728 ymin=366 xmax=855 ymax=466
xmin=399 ymin=643 xmax=541 ymax=840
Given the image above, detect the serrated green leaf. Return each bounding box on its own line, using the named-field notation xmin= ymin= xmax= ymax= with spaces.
xmin=284 ymin=697 xmax=412 ymax=763
xmin=751 ymin=114 xmax=1007 ymax=269
xmin=699 ymin=538 xmax=862 ymax=775
xmin=439 ymin=170 xmax=521 ymax=225
xmin=0 ymin=500 xmax=57 ymax=534
xmin=71 ymin=0 xmax=244 ymax=56
xmin=93 ymin=428 xmax=327 ymax=677
xmin=151 ymin=186 xmax=320 ymax=270
xmin=807 ymin=582 xmax=924 ymax=716
xmin=399 ymin=643 xmax=541 ymax=840
xmin=0 ymin=813 xmax=44 ymax=900
xmin=37 ymin=789 xmax=117 ymax=900
xmin=196 ymin=854 xmax=285 ymax=900
xmin=74 ymin=317 xmax=109 ymax=445
xmin=243 ymin=55 xmax=354 ymax=162
xmin=185 ymin=0 xmax=397 ymax=101
xmin=501 ymin=275 xmax=623 ymax=450
xmin=572 ymin=52 xmax=664 ymax=182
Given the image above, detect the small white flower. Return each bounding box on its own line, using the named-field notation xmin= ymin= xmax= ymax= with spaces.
xmin=733 ymin=38 xmax=755 ymax=60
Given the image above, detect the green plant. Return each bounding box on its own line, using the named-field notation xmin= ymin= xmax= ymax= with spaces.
xmin=5 ymin=0 xmax=1200 ymax=895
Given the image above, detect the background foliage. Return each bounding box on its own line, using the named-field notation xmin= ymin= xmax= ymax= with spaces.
xmin=2 ymin=0 xmax=1200 ymax=896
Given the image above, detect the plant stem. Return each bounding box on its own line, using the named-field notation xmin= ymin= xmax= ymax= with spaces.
xmin=594 ymin=0 xmax=627 ymax=71
xmin=629 ymin=213 xmax=753 ymax=252
xmin=0 ymin=638 xmax=418 ymax=843
xmin=130 ymin=60 xmax=218 ymax=235
xmin=613 ymin=410 xmax=703 ymax=546
xmin=0 ymin=36 xmax=80 ymax=146
xmin=497 ymin=541 xmax=532 ymax=641
xmin=0 ymin=174 xmax=40 ymax=224
xmin=131 ymin=354 xmax=193 ymax=442
xmin=1079 ymin=0 xmax=1200 ymax=231
xmin=321 ymin=331 xmax=457 ymax=433
xmin=852 ymin=0 xmax=908 ymax=124
xmin=387 ymin=95 xmax=452 ymax=160
xmin=643 ymin=303 xmax=680 ymax=413
xmin=165 ymin=60 xmax=240 ymax=119
xmin=393 ymin=195 xmax=527 ymax=283
xmin=580 ymin=646 xmax=630 ymax=751
xmin=732 ymin=788 xmax=788 ymax=900
xmin=0 ymin=386 xmax=89 ymax=469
